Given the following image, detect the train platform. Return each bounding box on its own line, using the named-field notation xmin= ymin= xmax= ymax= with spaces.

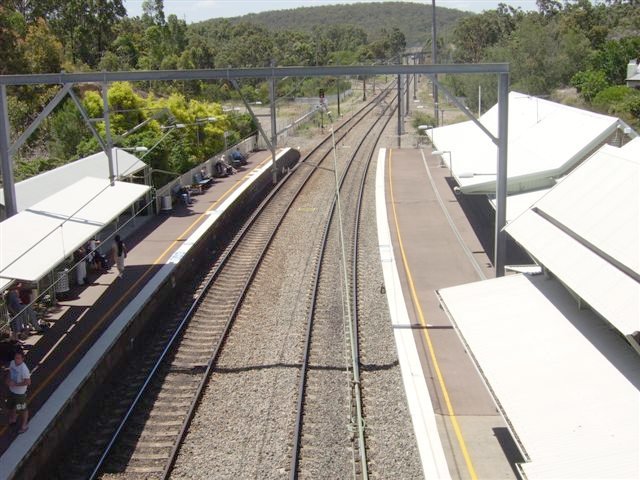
xmin=0 ymin=150 xmax=277 ymax=478
xmin=376 ymin=147 xmax=521 ymax=479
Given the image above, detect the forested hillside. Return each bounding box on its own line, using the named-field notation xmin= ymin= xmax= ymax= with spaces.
xmin=194 ymin=2 xmax=468 ymax=47
xmin=0 ymin=0 xmax=638 ymax=182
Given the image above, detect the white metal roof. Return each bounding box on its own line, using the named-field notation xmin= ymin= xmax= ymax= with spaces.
xmin=429 ymin=92 xmax=621 ymax=194
xmin=505 ymin=144 xmax=639 ymax=336
xmin=439 ymin=274 xmax=640 ymax=480
xmin=621 ymin=136 xmax=640 ymax=155
xmin=0 ymin=148 xmax=147 ymax=212
xmin=489 ymin=187 xmax=552 ymax=223
xmin=0 ymin=177 xmax=149 ymax=283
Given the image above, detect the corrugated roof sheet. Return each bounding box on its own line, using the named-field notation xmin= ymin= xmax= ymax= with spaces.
xmin=0 ymin=177 xmax=149 ymax=283
xmin=0 ymin=148 xmax=147 ymax=212
xmin=505 ymin=145 xmax=639 ymax=335
xmin=439 ymin=274 xmax=640 ymax=480
xmin=429 ymin=92 xmax=620 ymax=194
xmin=489 ymin=187 xmax=552 ymax=223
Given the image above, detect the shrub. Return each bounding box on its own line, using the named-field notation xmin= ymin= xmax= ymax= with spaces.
xmin=571 ymin=69 xmax=609 ymax=101
xmin=592 ymin=85 xmax=639 ymax=109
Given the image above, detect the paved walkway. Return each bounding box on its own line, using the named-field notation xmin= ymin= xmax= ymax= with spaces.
xmin=0 ymin=152 xmax=271 ymax=457
xmin=384 ymin=147 xmax=520 ymax=479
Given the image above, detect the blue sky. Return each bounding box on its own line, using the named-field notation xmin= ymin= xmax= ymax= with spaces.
xmin=123 ymin=0 xmax=541 ymax=23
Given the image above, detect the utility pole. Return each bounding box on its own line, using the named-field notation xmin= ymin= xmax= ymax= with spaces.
xmin=102 ymin=82 xmax=115 ymax=185
xmin=406 ymin=71 xmax=410 ymax=116
xmin=269 ymin=63 xmax=278 ymax=184
xmin=397 ymin=75 xmax=402 ymax=147
xmin=413 ymin=56 xmax=417 ymax=100
xmin=495 ymin=73 xmax=509 ymax=278
xmin=432 ymin=0 xmax=439 ymax=126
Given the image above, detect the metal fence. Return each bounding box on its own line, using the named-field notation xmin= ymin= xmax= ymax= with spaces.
xmin=155 ymin=134 xmax=258 ymax=209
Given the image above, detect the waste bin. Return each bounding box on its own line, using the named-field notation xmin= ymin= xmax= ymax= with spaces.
xmin=56 ymin=269 xmax=70 ymax=294
xmin=160 ymin=195 xmax=172 ymax=212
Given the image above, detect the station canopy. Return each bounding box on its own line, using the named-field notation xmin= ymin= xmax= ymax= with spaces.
xmin=438 ymin=274 xmax=640 ymax=480
xmin=0 ymin=177 xmax=149 ymax=289
xmin=491 ymin=135 xmax=639 ymax=228
xmin=489 ymin=187 xmax=552 ymax=223
xmin=0 ymin=148 xmax=147 ymax=212
xmin=505 ymin=143 xmax=639 ymax=336
xmin=429 ymin=92 xmax=621 ymax=195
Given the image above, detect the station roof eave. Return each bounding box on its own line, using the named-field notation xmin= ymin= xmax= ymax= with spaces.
xmin=0 ymin=177 xmax=149 ymax=286
xmin=438 ymin=273 xmax=640 ymax=480
xmin=429 ymin=92 xmax=621 ymax=195
xmin=505 ymin=144 xmax=640 ymax=336
xmin=489 ymin=187 xmax=553 ymax=224
xmin=0 ymin=148 xmax=147 ymax=212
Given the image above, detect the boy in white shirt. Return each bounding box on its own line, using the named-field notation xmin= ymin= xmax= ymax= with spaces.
xmin=6 ymin=350 xmax=31 ymax=433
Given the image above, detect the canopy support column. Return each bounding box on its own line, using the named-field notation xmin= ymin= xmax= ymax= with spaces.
xmin=494 ymin=73 xmax=509 ymax=277
xmin=0 ymin=85 xmax=17 ymax=217
xmin=102 ymin=82 xmax=115 ymax=185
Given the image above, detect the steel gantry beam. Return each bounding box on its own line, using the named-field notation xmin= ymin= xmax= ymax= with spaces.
xmin=0 ymin=64 xmax=508 ymax=86
xmin=0 ymin=63 xmax=510 ymax=276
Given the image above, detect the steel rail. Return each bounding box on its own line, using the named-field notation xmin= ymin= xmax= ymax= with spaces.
xmin=88 ymin=84 xmax=389 ymax=480
xmin=162 ymin=85 xmax=397 ymax=480
xmin=289 ymin=85 xmax=395 ymax=479
xmin=350 ymin=99 xmax=395 ymax=479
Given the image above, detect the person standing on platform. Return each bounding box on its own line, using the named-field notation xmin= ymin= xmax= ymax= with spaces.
xmin=4 ymin=288 xmax=25 ymax=342
xmin=113 ymin=235 xmax=127 ymax=279
xmin=6 ymin=350 xmax=31 ymax=433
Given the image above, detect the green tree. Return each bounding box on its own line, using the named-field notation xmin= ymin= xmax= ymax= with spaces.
xmin=49 ymin=99 xmax=88 ymax=160
xmin=571 ymin=69 xmax=609 ymax=101
xmin=23 ymin=18 xmax=63 ymax=73
xmin=165 ymin=14 xmax=187 ymax=56
xmin=536 ymin=0 xmax=562 ymax=18
xmin=49 ymin=0 xmax=126 ymax=66
xmin=487 ymin=16 xmax=555 ymax=94
xmin=142 ymin=0 xmax=165 ymax=26
xmin=589 ymin=37 xmax=640 ymax=85
xmin=0 ymin=5 xmax=27 ymax=74
xmin=451 ymin=6 xmax=523 ymax=63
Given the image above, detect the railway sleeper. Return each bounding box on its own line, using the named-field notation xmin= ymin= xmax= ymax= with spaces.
xmin=160 ymin=376 xmax=201 ymax=387
xmin=148 ymin=399 xmax=192 ymax=409
xmin=130 ymin=451 xmax=172 ymax=461
xmin=124 ymin=464 xmax=166 ymax=474
xmin=205 ymin=296 xmax=239 ymax=307
xmin=177 ymin=341 xmax=214 ymax=351
xmin=169 ymin=361 xmax=208 ymax=372
xmin=131 ymin=440 xmax=176 ymax=450
xmin=131 ymin=410 xmax=184 ymax=421
xmin=155 ymin=390 xmax=195 ymax=400
xmin=129 ymin=418 xmax=183 ymax=428
xmin=173 ymin=347 xmax=213 ymax=357
xmin=187 ymin=320 xmax=226 ymax=330
xmin=123 ymin=428 xmax=180 ymax=440
xmin=180 ymin=334 xmax=218 ymax=344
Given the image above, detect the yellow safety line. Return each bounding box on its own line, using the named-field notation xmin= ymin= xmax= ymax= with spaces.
xmin=387 ymin=149 xmax=478 ymax=480
xmin=0 ymin=165 xmax=261 ymax=437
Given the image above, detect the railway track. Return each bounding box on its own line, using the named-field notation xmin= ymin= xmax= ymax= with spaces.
xmin=52 ymin=86 xmax=394 ymax=480
xmin=290 ymin=89 xmax=395 ymax=479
